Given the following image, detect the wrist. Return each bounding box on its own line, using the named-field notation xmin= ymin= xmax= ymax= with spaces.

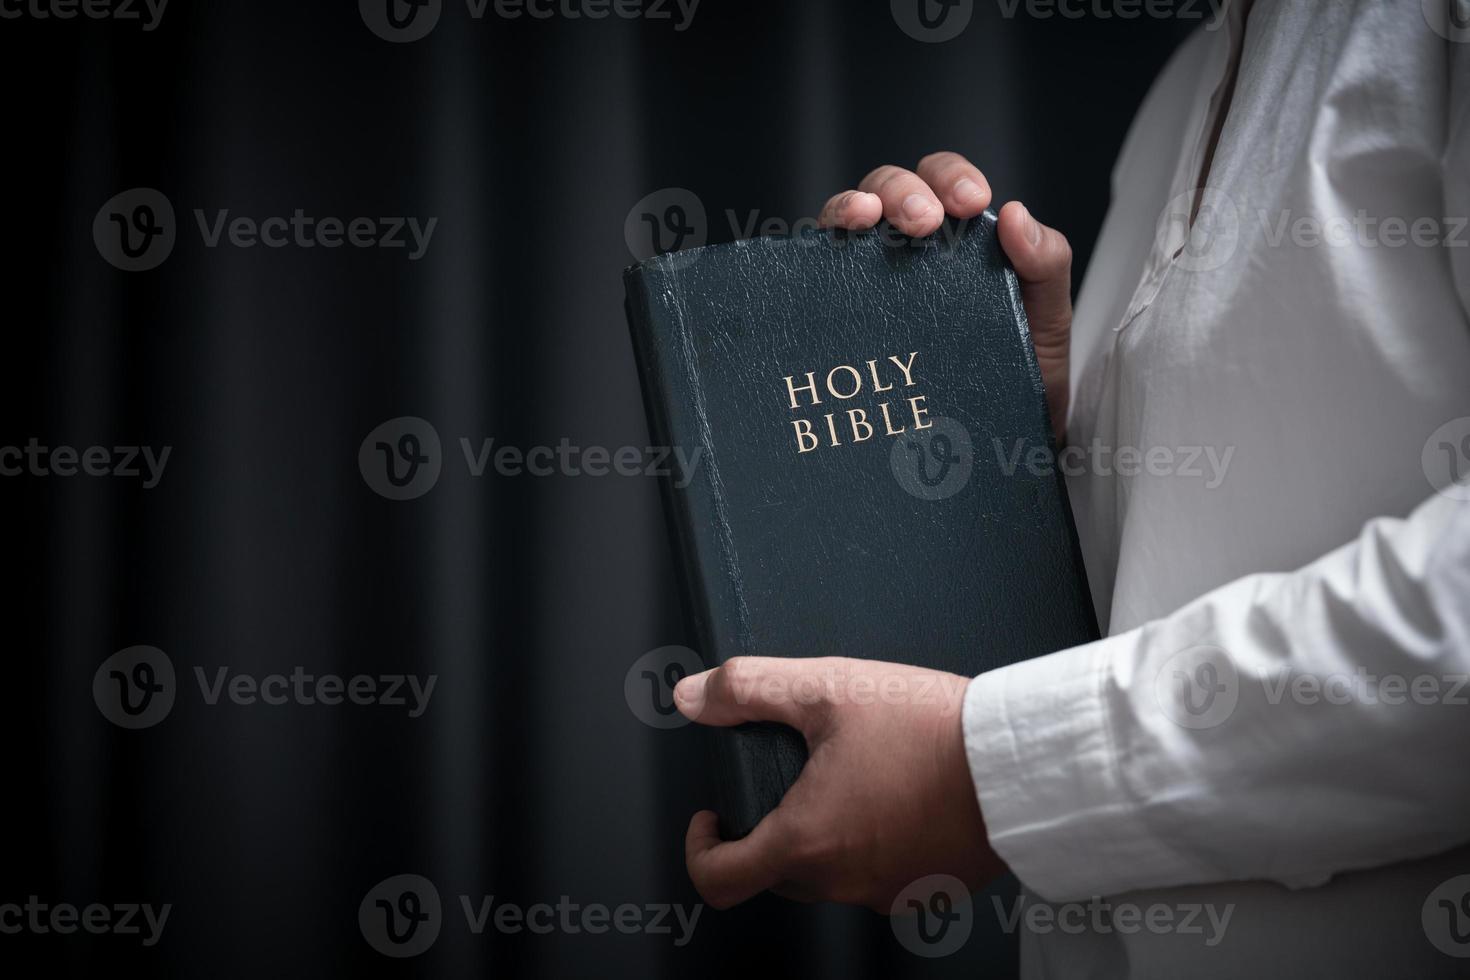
xmin=944 ymin=678 xmax=1006 ymax=885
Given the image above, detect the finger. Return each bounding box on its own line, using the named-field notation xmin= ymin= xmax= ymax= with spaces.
xmin=673 ymin=656 xmax=832 ymax=735
xmin=858 ymin=165 xmax=944 ymax=237
xmin=685 ymin=809 xmax=791 ymax=910
xmin=997 ymin=201 xmax=1072 ymax=346
xmin=915 ymin=151 xmax=992 ymax=217
xmin=818 ymin=190 xmax=883 ymax=230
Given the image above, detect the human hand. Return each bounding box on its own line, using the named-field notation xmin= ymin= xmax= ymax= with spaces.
xmin=819 ymin=152 xmax=1074 ymax=441
xmin=675 ymin=656 xmax=1005 ymax=912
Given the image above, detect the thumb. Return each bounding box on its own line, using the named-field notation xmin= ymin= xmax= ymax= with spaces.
xmin=998 ymin=201 xmax=1073 ymax=435
xmin=673 ymin=656 xmax=832 ymax=736
xmin=998 ymin=200 xmax=1072 ymax=350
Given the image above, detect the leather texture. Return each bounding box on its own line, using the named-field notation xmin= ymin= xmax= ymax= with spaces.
xmin=625 ymin=214 xmax=1099 ymax=840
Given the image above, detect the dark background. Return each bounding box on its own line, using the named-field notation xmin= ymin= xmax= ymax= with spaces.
xmin=2 ymin=1 xmax=1193 ymax=975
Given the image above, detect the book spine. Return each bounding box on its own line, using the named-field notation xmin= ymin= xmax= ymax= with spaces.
xmin=996 ymin=261 xmax=1102 ymax=643
xmin=624 ymin=264 xmax=761 ymax=837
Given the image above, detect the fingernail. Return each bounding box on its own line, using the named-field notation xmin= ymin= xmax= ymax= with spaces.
xmin=674 ymin=671 xmax=708 ymax=715
xmin=902 ymin=194 xmax=934 ymax=220
xmin=954 ymin=178 xmax=984 ymax=205
xmin=1022 ymin=205 xmax=1043 ymax=246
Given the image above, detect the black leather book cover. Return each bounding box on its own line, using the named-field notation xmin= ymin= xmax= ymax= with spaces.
xmin=624 ymin=214 xmax=1099 ymax=841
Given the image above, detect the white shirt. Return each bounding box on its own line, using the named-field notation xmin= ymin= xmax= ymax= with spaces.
xmin=963 ymin=0 xmax=1470 ymax=975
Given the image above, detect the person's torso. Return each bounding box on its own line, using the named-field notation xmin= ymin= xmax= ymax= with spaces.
xmin=1036 ymin=1 xmax=1470 ymax=976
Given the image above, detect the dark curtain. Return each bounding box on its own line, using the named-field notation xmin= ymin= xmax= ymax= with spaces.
xmin=3 ymin=2 xmax=1191 ymax=976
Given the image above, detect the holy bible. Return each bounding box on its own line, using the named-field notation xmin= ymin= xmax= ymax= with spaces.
xmin=624 ymin=214 xmax=1098 ymax=840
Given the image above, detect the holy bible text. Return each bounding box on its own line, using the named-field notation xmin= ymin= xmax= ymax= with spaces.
xmin=782 ymin=351 xmax=932 ymax=453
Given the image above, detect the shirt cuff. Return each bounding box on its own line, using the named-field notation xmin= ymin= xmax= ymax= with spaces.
xmin=962 ymin=630 xmax=1184 ymax=902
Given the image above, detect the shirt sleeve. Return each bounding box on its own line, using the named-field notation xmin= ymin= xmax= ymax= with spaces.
xmin=963 ymin=490 xmax=1470 ymax=903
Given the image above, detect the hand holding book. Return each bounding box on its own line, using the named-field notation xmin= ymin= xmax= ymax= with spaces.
xmin=819 ymin=151 xmax=1074 ymax=441
xmin=676 ymin=657 xmax=1006 ymax=912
